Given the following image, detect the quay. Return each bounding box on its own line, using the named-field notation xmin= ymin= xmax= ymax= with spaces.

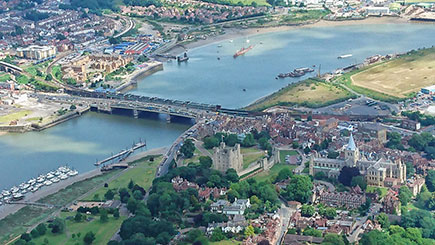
xmin=95 ymin=141 xmax=146 ymax=166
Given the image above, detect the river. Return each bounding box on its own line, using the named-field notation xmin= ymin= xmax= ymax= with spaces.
xmin=130 ymin=23 xmax=435 ymax=108
xmin=0 ymin=112 xmax=191 ymax=190
xmin=1 ymin=22 xmax=435 ymax=191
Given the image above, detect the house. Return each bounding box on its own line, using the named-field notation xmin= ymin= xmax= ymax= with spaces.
xmin=318 ymin=191 xmax=366 ymax=209
xmin=283 ymin=234 xmax=323 ymax=244
xmin=407 ymin=177 xmax=425 ymax=196
xmin=171 ymin=176 xmax=199 ymax=192
xmin=401 ymin=119 xmax=421 ymax=131
xmin=210 ymin=199 xmax=230 ymax=213
xmin=383 ymin=191 xmax=400 ymax=215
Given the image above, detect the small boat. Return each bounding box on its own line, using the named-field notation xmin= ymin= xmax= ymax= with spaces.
xmin=217 ymin=57 xmax=220 ymax=60
xmin=44 ymin=180 xmax=53 ymax=186
xmin=217 ymin=45 xmax=222 ymax=48
xmin=12 ymin=193 xmax=24 ymax=200
xmin=1 ymin=190 xmax=10 ymax=196
xmin=242 ymin=88 xmax=246 ymax=92
xmin=229 ymin=39 xmax=233 ymax=43
xmin=338 ymin=54 xmax=352 ymax=59
xmin=10 ymin=186 xmax=19 ymax=194
xmin=60 ymin=174 xmax=68 ymax=180
xmin=68 ymin=170 xmax=78 ymax=176
xmin=52 ymin=177 xmax=60 ymax=183
xmin=28 ymin=178 xmax=36 ymax=185
xmin=246 ymin=39 xmax=250 ymax=43
xmin=46 ymin=173 xmax=54 ymax=179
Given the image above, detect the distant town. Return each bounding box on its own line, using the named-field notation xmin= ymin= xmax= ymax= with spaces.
xmin=0 ymin=0 xmax=434 ymax=245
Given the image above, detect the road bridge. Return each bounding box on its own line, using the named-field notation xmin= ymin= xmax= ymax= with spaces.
xmin=0 ymin=61 xmax=23 ymax=75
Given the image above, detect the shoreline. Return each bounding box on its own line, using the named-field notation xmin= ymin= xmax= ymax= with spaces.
xmin=0 ymin=146 xmax=167 ymax=221
xmin=166 ymin=16 xmax=410 ymax=56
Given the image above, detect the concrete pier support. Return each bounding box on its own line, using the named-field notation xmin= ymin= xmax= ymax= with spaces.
xmin=166 ymin=114 xmax=171 ymax=123
xmin=133 ymin=109 xmax=138 ymax=119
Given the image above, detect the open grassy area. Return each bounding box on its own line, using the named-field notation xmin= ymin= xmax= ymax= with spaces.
xmin=240 ymin=147 xmax=262 ymax=154
xmin=246 ymin=78 xmax=355 ymax=111
xmin=52 ymin=65 xmax=62 ymax=81
xmin=210 ymin=240 xmax=242 ymax=245
xmin=0 ymin=73 xmax=11 ymax=82
xmin=279 ymin=150 xmax=298 ymax=164
xmin=0 ymin=110 xmax=32 ymax=124
xmin=280 ymin=10 xmax=329 ymax=24
xmin=252 ymin=163 xmax=296 ymax=182
xmin=242 ymin=152 xmax=266 ymax=169
xmin=366 ymin=186 xmax=388 ymax=198
xmin=350 ymin=48 xmax=435 ymax=99
xmin=31 ymin=212 xmax=126 ymax=245
xmin=83 ymin=156 xmax=161 ymax=201
xmin=183 ymin=148 xmax=203 ymax=165
xmin=0 ymin=171 xmax=120 ymax=243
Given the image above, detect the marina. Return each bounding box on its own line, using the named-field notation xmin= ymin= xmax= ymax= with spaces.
xmin=0 ymin=166 xmax=78 ymax=205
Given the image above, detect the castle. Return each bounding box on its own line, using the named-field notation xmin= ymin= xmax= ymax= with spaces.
xmin=212 ymin=142 xmax=243 ymax=174
xmin=309 ymin=134 xmax=406 ymax=187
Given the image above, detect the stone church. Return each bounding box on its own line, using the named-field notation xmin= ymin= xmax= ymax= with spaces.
xmin=309 ymin=134 xmax=406 ymax=187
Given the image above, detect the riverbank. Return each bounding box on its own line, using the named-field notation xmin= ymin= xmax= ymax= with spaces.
xmin=0 ymin=146 xmax=167 ymax=243
xmin=166 ymin=17 xmax=409 ymax=56
xmin=117 ymin=61 xmax=163 ymax=93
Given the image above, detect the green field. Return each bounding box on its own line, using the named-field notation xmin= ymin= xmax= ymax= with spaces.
xmin=246 ymin=78 xmax=355 ymax=111
xmin=83 ymin=156 xmax=161 ymax=201
xmin=52 ymin=65 xmax=62 ymax=81
xmin=0 ymin=171 xmax=120 ymax=243
xmin=366 ymin=186 xmax=388 ymax=198
xmin=210 ymin=240 xmax=242 ymax=245
xmin=0 ymin=73 xmax=10 ymax=82
xmin=350 ymin=48 xmax=435 ymax=99
xmin=31 ymin=212 xmax=126 ymax=245
xmin=279 ymin=150 xmax=298 ymax=164
xmin=243 ymin=152 xmax=266 ymax=169
xmin=0 ymin=110 xmax=32 ymax=124
xmin=252 ymin=163 xmax=296 ymax=182
xmin=183 ymin=149 xmax=203 ymax=165
xmin=280 ymin=10 xmax=329 ymax=24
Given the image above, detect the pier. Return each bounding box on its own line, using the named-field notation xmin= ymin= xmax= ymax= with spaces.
xmin=95 ymin=141 xmax=146 ymax=166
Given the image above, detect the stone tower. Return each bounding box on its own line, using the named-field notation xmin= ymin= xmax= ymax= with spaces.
xmin=212 ymin=142 xmax=243 ymax=174
xmin=345 ymin=133 xmax=360 ymax=167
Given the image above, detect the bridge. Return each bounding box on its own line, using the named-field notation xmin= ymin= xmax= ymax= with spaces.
xmin=95 ymin=141 xmax=146 ymax=166
xmin=35 ymin=90 xmax=249 ymax=122
xmin=0 ymin=61 xmax=23 ymax=75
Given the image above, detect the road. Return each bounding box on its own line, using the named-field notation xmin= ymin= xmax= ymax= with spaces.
xmin=347 ymin=203 xmax=382 ymax=243
xmin=276 ymin=202 xmax=296 ymax=245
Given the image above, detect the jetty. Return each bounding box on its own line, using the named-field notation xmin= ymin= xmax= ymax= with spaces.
xmin=95 ymin=141 xmax=146 ymax=166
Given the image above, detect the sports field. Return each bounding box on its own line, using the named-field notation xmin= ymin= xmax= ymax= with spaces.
xmin=351 ymin=48 xmax=435 ymax=98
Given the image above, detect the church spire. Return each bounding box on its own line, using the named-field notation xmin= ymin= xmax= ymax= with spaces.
xmin=347 ymin=133 xmax=357 ymax=151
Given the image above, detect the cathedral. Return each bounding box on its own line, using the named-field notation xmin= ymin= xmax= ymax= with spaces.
xmin=309 ymin=134 xmax=406 ymax=187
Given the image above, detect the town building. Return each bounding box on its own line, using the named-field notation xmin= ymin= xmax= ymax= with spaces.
xmin=401 ymin=119 xmax=421 ymax=131
xmin=358 ymin=123 xmax=387 ymax=144
xmin=210 ymin=198 xmax=251 ymax=215
xmin=318 ymin=191 xmax=366 ymax=209
xmin=421 ymin=85 xmax=435 ymax=95
xmin=309 ymin=134 xmax=406 ymax=187
xmin=383 ymin=191 xmax=400 ymax=215
xmin=16 ymin=45 xmax=56 ymax=60
xmin=212 ymin=142 xmax=243 ymax=173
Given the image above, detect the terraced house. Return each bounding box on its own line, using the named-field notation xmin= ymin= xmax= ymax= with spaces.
xmin=309 ymin=134 xmax=406 ymax=187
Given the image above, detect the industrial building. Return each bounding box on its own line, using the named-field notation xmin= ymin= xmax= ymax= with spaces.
xmin=421 ymin=85 xmax=435 ymax=95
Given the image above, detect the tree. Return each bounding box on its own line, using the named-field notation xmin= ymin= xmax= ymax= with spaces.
xmin=36 ymin=223 xmax=47 ymax=236
xmin=45 ymin=74 xmax=52 ymax=81
xmin=376 ymin=213 xmax=390 ymax=229
xmin=127 ymin=198 xmax=138 ymax=213
xmin=225 ymin=168 xmax=239 ymax=183
xmin=325 ymin=207 xmax=336 ymax=219
xmin=322 ymin=233 xmax=345 ymax=245
xmin=360 ymin=230 xmax=392 ymax=245
xmin=133 ymin=189 xmax=144 ymax=200
xmin=224 ymin=134 xmax=239 ymax=147
xmin=203 ymin=136 xmax=219 ymax=149
xmin=283 ymin=175 xmax=313 ymax=203
xmin=314 ymin=171 xmax=326 ymax=180
xmin=49 ymin=218 xmax=65 ymax=233
xmin=351 ymin=175 xmax=367 ymax=191
xmin=83 ymin=231 xmax=96 ymax=244
xmin=210 ymin=228 xmax=225 ymax=241
xmin=303 ymin=227 xmax=322 ymax=237
xmin=113 ymin=208 xmax=120 ymax=219
xmin=338 ymin=167 xmax=360 ymax=186
xmin=20 ymin=233 xmax=31 ymax=242
xmin=405 ymin=162 xmax=415 ymax=179
xmin=244 ymin=225 xmax=255 ymax=238
xmin=104 ymin=189 xmax=115 ymax=200
xmin=181 ymin=139 xmax=195 ymax=158
xmin=399 ymin=186 xmax=412 ymax=206
xmin=275 ymin=168 xmax=292 ymax=182
xmin=425 ymin=170 xmax=435 ymax=192
xmin=128 ymin=179 xmax=135 ymax=189
xmin=327 ymin=151 xmax=339 ymax=159
xmin=242 ymin=133 xmax=255 ymax=147
xmin=301 ymin=204 xmax=315 ymax=217
xmin=199 ymin=156 xmax=213 ymax=169
xmin=100 ymin=209 xmax=109 ymax=223
xmin=30 ymin=229 xmax=40 ymax=238
xmin=74 ymin=212 xmax=83 ymax=222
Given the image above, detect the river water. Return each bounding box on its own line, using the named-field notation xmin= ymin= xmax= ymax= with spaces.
xmin=1 ymin=22 xmax=435 ymax=191
xmin=130 ymin=23 xmax=435 ymax=108
xmin=0 ymin=112 xmax=190 ymax=190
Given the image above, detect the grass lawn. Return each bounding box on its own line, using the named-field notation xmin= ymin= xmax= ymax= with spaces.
xmin=83 ymin=156 xmax=161 ymax=201
xmin=52 ymin=65 xmax=62 ymax=80
xmin=242 ymin=152 xmax=266 ymax=169
xmin=279 ymin=150 xmax=298 ymax=164
xmin=16 ymin=74 xmax=30 ymax=84
xmin=0 ymin=73 xmax=10 ymax=82
xmin=280 ymin=9 xmax=329 ymax=23
xmin=210 ymin=240 xmax=242 ymax=245
xmin=366 ymin=186 xmax=388 ymax=198
xmin=31 ymin=212 xmax=126 ymax=245
xmin=246 ymin=78 xmax=355 ymax=111
xmin=252 ymin=163 xmax=296 ymax=182
xmin=0 ymin=171 xmax=120 ymax=244
xmin=240 ymin=147 xmax=262 ymax=154
xmin=0 ymin=110 xmax=32 ymax=124
xmin=183 ymin=149 xmax=203 ymax=165
xmin=351 ymin=47 xmax=435 ymax=99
